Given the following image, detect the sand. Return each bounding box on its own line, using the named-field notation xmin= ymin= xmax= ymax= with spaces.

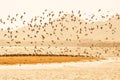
xmin=0 ymin=59 xmax=120 ymax=80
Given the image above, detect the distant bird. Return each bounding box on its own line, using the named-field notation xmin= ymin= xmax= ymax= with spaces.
xmin=98 ymin=9 xmax=101 ymax=12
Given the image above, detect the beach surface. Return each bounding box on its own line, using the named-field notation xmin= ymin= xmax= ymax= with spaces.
xmin=0 ymin=58 xmax=120 ymax=80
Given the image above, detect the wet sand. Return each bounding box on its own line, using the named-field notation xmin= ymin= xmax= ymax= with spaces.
xmin=0 ymin=56 xmax=99 ymax=65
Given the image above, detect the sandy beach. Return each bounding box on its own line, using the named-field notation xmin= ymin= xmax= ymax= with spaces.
xmin=0 ymin=59 xmax=120 ymax=80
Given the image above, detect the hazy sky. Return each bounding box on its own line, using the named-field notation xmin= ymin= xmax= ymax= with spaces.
xmin=0 ymin=0 xmax=120 ymax=29
xmin=0 ymin=0 xmax=120 ymax=15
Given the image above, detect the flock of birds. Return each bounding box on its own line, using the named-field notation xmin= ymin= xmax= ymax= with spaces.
xmin=0 ymin=9 xmax=120 ymax=57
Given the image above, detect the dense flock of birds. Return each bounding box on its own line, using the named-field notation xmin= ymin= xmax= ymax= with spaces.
xmin=0 ymin=9 xmax=120 ymax=57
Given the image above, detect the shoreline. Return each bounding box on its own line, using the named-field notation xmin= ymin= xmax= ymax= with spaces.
xmin=0 ymin=58 xmax=119 ymax=69
xmin=0 ymin=55 xmax=100 ymax=65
